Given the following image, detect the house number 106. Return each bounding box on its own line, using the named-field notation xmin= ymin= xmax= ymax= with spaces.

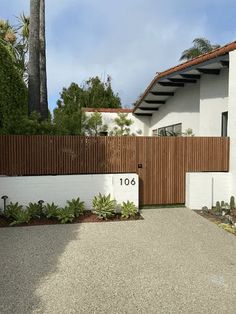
xmin=120 ymin=178 xmax=136 ymax=186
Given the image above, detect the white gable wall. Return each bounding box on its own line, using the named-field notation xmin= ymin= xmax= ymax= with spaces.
xmin=149 ymin=82 xmax=200 ymax=135
xmin=199 ymin=68 xmax=229 ymax=136
xmin=85 ymin=111 xmax=150 ymax=136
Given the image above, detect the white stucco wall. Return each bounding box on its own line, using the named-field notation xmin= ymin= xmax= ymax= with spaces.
xmin=149 ymin=82 xmax=200 ymax=136
xmin=85 ymin=111 xmax=150 ymax=136
xmin=228 ymin=50 xmax=236 ymax=196
xmin=186 ymin=172 xmax=232 ymax=209
xmin=199 ymin=68 xmax=229 ymax=136
xmin=0 ymin=174 xmax=139 ymax=210
xmin=147 ymin=69 xmax=229 ymax=137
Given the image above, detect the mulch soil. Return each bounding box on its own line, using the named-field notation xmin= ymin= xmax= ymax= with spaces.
xmin=194 ymin=210 xmax=236 ymax=236
xmin=0 ymin=211 xmax=143 ymax=228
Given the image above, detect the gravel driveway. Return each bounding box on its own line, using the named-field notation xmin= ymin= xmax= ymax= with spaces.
xmin=1 ymin=207 xmax=236 ymax=314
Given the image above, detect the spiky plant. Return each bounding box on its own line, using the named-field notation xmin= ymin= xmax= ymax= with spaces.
xmin=121 ymin=201 xmax=138 ymax=219
xmin=66 ymin=198 xmax=85 ymax=217
xmin=92 ymin=193 xmax=116 ymax=220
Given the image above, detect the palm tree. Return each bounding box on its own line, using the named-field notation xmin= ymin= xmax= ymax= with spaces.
xmin=0 ymin=20 xmax=16 ymax=44
xmin=180 ymin=38 xmax=220 ymax=61
xmin=39 ymin=0 xmax=48 ymax=119
xmin=0 ymin=16 xmax=30 ymax=80
xmin=28 ymin=0 xmax=40 ymax=114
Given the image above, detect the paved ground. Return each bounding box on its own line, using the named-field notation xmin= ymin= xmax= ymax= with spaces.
xmin=1 ymin=208 xmax=236 ymax=314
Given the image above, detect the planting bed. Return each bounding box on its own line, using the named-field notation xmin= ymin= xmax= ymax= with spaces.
xmin=195 ymin=210 xmax=236 ymax=236
xmin=0 ymin=211 xmax=143 ymax=228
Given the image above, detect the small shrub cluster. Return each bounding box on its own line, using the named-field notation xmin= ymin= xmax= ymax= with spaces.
xmin=213 ymin=196 xmax=235 ymax=216
xmin=1 ymin=197 xmax=85 ymax=226
xmin=0 ymin=194 xmax=139 ymax=226
xmin=203 ymin=196 xmax=236 ymax=235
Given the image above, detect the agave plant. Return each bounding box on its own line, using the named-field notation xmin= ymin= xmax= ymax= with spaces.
xmin=66 ymin=198 xmax=85 ymax=217
xmin=43 ymin=202 xmax=59 ymax=219
xmin=26 ymin=202 xmax=42 ymax=219
xmin=121 ymin=201 xmax=138 ymax=219
xmin=55 ymin=207 xmax=75 ymax=224
xmin=4 ymin=202 xmax=31 ymax=226
xmin=92 ymin=193 xmax=116 ymax=220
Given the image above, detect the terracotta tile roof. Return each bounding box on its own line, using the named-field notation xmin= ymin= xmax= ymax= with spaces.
xmin=82 ymin=108 xmax=133 ymax=113
xmin=133 ymin=40 xmax=236 ymax=112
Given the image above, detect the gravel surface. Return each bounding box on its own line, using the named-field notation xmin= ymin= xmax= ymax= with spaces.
xmin=1 ymin=207 xmax=236 ymax=314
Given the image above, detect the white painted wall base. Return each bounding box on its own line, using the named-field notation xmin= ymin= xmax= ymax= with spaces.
xmin=185 ymin=172 xmax=231 ymax=209
xmin=0 ymin=174 xmax=139 ymax=210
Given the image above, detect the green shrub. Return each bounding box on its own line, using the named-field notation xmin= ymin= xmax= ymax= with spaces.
xmin=92 ymin=193 xmax=116 ymax=220
xmin=4 ymin=202 xmax=31 ymax=226
xmin=55 ymin=207 xmax=75 ymax=224
xmin=0 ymin=42 xmax=27 ymax=134
xmin=26 ymin=202 xmax=42 ymax=219
xmin=121 ymin=201 xmax=138 ymax=219
xmin=66 ymin=198 xmax=85 ymax=217
xmin=43 ymin=202 xmax=59 ymax=219
xmin=4 ymin=202 xmax=23 ymax=219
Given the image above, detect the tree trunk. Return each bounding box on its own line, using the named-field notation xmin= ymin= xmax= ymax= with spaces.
xmin=39 ymin=0 xmax=48 ymax=120
xmin=28 ymin=0 xmax=40 ymax=115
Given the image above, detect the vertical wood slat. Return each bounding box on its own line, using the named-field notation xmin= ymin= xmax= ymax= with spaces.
xmin=0 ymin=136 xmax=230 ymax=205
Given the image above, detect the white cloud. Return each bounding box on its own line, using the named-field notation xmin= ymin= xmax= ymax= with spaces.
xmin=2 ymin=0 xmax=235 ymax=110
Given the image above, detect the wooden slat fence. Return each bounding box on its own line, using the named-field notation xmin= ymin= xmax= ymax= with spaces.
xmin=0 ymin=136 xmax=229 ymax=205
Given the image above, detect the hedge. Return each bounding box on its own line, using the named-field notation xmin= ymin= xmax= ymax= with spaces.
xmin=0 ymin=42 xmax=28 ymax=134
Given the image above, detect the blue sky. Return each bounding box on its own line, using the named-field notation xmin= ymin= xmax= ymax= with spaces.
xmin=1 ymin=0 xmax=236 ymax=112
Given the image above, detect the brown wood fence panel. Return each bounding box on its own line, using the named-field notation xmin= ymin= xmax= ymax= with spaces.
xmin=0 ymin=136 xmax=229 ymax=205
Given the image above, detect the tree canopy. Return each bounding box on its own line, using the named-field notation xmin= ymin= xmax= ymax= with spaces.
xmin=58 ymin=76 xmax=121 ymax=109
xmin=180 ymin=38 xmax=220 ymax=61
xmin=53 ymin=77 xmax=121 ymax=135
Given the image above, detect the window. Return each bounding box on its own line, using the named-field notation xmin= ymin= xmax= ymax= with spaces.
xmin=158 ymin=123 xmax=182 ymax=136
xmin=221 ymin=112 xmax=228 ymax=137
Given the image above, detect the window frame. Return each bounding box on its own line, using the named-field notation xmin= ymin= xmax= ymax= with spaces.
xmin=157 ymin=123 xmax=182 ymax=136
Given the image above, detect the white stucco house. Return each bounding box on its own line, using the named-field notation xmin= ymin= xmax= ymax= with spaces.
xmin=85 ymin=41 xmax=236 ymax=209
xmin=133 ymin=42 xmax=235 ymax=137
xmin=85 ymin=40 xmax=234 ymax=138
xmin=133 ymin=41 xmax=236 ymax=209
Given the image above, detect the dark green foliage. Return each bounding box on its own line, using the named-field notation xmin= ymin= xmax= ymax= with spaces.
xmin=16 ymin=112 xmax=56 ymax=135
xmin=53 ymin=77 xmax=121 ymax=135
xmin=66 ymin=198 xmax=85 ymax=217
xmin=26 ymin=202 xmax=42 ymax=219
xmin=53 ymin=83 xmax=86 ymax=135
xmin=92 ymin=193 xmax=116 ymax=220
xmin=43 ymin=202 xmax=59 ymax=219
xmin=4 ymin=202 xmax=31 ymax=226
xmin=121 ymin=201 xmax=137 ymax=219
xmin=56 ymin=207 xmax=75 ymax=224
xmin=0 ymin=42 xmax=27 ymax=134
xmin=81 ymin=76 xmax=121 ymax=109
